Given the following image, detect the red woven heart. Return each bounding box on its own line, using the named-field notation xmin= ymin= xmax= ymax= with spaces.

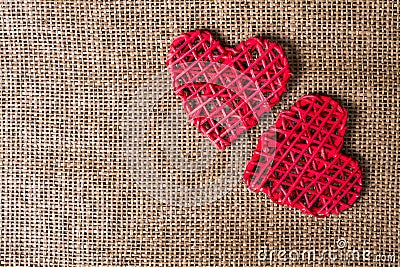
xmin=166 ymin=30 xmax=291 ymax=150
xmin=243 ymin=95 xmax=363 ymax=217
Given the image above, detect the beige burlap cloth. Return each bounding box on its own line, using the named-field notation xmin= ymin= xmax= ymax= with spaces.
xmin=0 ymin=1 xmax=399 ymax=266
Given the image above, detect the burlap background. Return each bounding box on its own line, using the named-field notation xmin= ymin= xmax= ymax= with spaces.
xmin=0 ymin=1 xmax=399 ymax=266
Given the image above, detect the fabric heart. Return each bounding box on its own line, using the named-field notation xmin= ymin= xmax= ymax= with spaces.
xmin=166 ymin=30 xmax=291 ymax=150
xmin=243 ymin=95 xmax=363 ymax=217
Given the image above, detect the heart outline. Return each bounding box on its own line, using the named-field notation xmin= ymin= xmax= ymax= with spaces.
xmin=166 ymin=30 xmax=291 ymax=150
xmin=243 ymin=94 xmax=363 ymax=217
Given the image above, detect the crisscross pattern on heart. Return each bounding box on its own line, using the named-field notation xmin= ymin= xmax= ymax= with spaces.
xmin=166 ymin=30 xmax=291 ymax=150
xmin=179 ymin=83 xmax=260 ymax=150
xmin=243 ymin=95 xmax=363 ymax=217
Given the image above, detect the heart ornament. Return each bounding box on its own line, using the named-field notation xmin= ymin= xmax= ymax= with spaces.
xmin=244 ymin=95 xmax=363 ymax=217
xmin=166 ymin=30 xmax=291 ymax=150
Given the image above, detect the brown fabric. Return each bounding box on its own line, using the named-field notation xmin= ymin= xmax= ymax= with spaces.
xmin=0 ymin=1 xmax=399 ymax=266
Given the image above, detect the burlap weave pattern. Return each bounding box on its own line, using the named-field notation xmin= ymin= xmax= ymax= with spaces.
xmin=0 ymin=1 xmax=399 ymax=266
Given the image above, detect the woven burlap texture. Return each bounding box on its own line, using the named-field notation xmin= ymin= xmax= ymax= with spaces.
xmin=0 ymin=1 xmax=399 ymax=267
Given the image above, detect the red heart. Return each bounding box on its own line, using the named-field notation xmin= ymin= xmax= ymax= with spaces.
xmin=243 ymin=95 xmax=363 ymax=217
xmin=166 ymin=30 xmax=291 ymax=150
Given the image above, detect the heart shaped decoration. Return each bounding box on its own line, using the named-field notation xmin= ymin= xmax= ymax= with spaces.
xmin=243 ymin=95 xmax=363 ymax=217
xmin=166 ymin=30 xmax=291 ymax=150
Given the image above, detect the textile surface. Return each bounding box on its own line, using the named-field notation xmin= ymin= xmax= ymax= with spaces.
xmin=0 ymin=1 xmax=399 ymax=266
